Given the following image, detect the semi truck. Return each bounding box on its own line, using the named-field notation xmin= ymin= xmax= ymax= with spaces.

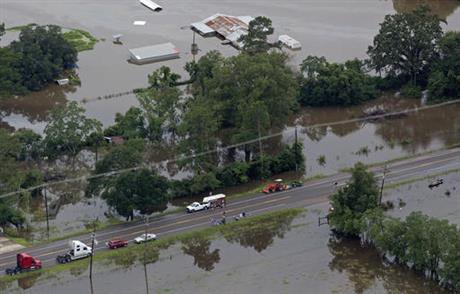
xmin=56 ymin=240 xmax=92 ymax=264
xmin=5 ymin=253 xmax=42 ymax=275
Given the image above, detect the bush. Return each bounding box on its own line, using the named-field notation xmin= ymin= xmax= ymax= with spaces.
xmin=172 ymin=143 xmax=305 ymax=198
xmin=400 ymin=83 xmax=422 ymax=98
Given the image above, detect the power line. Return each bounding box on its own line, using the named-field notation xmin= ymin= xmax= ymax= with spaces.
xmin=0 ymin=98 xmax=459 ymax=200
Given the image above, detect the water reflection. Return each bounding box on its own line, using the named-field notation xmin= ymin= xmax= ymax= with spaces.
xmin=328 ymin=236 xmax=447 ymax=294
xmin=181 ymin=235 xmax=220 ymax=271
xmin=17 ymin=272 xmax=41 ymax=290
xmin=222 ymin=213 xmax=297 ymax=253
xmin=393 ymin=0 xmax=460 ymax=19
xmin=0 ymin=84 xmax=71 ymax=129
xmin=374 ymin=103 xmax=460 ymax=153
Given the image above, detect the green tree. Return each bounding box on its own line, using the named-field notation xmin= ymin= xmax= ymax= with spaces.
xmin=427 ymin=31 xmax=460 ymax=102
xmin=86 ymin=139 xmax=145 ymax=198
xmin=43 ymin=101 xmax=102 ymax=165
xmin=299 ymin=56 xmax=377 ymax=106
xmin=185 ymin=50 xmax=224 ymax=96
xmin=0 ymin=47 xmax=24 ymax=97
xmin=102 ymin=169 xmax=168 ymax=220
xmin=178 ymin=96 xmax=219 ymax=172
xmin=329 ymin=162 xmax=380 ymax=236
xmin=367 ymin=6 xmax=442 ymax=85
xmin=239 ymin=16 xmax=274 ymax=54
xmin=15 ymin=129 xmax=42 ymax=161
xmin=10 ymin=25 xmax=78 ymax=91
xmin=0 ymin=23 xmax=5 ymax=40
xmin=104 ymin=107 xmax=147 ymax=139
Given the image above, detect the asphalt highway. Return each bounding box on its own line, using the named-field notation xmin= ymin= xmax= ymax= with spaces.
xmin=1 ymin=147 xmax=459 ymax=273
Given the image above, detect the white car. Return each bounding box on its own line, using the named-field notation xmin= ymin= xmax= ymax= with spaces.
xmin=186 ymin=202 xmax=208 ymax=213
xmin=134 ymin=233 xmax=157 ymax=244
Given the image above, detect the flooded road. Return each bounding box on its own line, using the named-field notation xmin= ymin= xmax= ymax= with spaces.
xmin=2 ymin=196 xmax=455 ymax=294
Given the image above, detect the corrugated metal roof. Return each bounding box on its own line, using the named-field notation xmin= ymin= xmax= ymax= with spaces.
xmin=191 ymin=22 xmax=214 ymax=35
xmin=129 ymin=42 xmax=179 ymax=60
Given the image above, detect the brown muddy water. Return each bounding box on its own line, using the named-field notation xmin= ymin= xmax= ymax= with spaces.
xmin=2 ymin=197 xmax=456 ymax=294
xmin=1 ymin=0 xmax=460 ymax=174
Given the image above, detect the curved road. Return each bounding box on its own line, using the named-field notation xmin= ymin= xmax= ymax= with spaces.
xmin=1 ymin=147 xmax=459 ymax=273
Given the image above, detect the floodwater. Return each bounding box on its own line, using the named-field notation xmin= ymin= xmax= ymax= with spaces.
xmin=1 ymin=0 xmax=459 ymax=175
xmin=1 ymin=198 xmax=454 ymax=294
xmin=384 ymin=170 xmax=460 ymax=225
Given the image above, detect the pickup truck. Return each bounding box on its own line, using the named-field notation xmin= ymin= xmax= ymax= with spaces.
xmin=106 ymin=239 xmax=128 ymax=249
xmin=56 ymin=240 xmax=92 ymax=264
xmin=186 ymin=202 xmax=208 ymax=213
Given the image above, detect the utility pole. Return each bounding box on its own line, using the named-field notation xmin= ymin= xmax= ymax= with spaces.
xmin=89 ymin=218 xmax=97 ymax=294
xmin=143 ymin=215 xmax=150 ymax=294
xmin=44 ymin=187 xmax=50 ymax=240
xmin=379 ymin=164 xmax=388 ymax=205
xmin=294 ymin=125 xmax=298 ymax=172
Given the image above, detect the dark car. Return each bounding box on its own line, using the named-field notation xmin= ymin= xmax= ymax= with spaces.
xmin=106 ymin=239 xmax=128 ymax=249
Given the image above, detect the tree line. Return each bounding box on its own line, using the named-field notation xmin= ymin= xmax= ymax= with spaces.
xmin=0 ymin=24 xmax=78 ymax=97
xmin=329 ymin=163 xmax=460 ymax=292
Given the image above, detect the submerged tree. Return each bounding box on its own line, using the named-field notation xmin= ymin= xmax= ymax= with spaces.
xmin=329 ymin=162 xmax=380 ymax=236
xmin=367 ymin=6 xmax=442 ymax=85
xmin=43 ymin=101 xmax=102 ymax=165
xmin=427 ymin=31 xmax=460 ymax=102
xmin=239 ymin=16 xmax=275 ymax=54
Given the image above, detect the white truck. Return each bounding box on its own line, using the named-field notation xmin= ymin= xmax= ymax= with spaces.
xmin=56 ymin=240 xmax=92 ymax=264
xmin=186 ymin=194 xmax=226 ymax=213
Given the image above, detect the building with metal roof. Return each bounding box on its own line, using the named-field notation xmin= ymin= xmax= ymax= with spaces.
xmin=191 ymin=13 xmax=254 ymax=48
xmin=129 ymin=42 xmax=180 ymax=64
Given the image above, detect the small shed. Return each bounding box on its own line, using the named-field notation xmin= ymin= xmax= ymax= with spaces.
xmin=140 ymin=0 xmax=162 ymax=12
xmin=129 ymin=42 xmax=180 ymax=64
xmin=278 ymin=35 xmax=301 ymax=50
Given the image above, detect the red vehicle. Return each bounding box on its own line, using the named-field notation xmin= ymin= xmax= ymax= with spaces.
xmin=262 ymin=179 xmax=287 ymax=193
xmin=5 ymin=253 xmax=42 ymax=275
xmin=106 ymin=239 xmax=128 ymax=249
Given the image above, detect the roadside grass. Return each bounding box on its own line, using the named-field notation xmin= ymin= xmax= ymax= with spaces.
xmin=0 ymin=208 xmax=303 ymax=285
xmin=384 ymin=168 xmax=460 ymax=190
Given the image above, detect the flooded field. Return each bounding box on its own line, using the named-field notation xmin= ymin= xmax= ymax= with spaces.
xmin=384 ymin=170 xmax=460 ymax=225
xmin=3 ymin=193 xmax=457 ymax=294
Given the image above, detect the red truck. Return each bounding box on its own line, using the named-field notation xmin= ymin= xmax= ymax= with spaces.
xmin=5 ymin=253 xmax=42 ymax=275
xmin=106 ymin=239 xmax=128 ymax=249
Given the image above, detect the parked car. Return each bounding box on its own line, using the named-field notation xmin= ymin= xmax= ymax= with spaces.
xmin=134 ymin=233 xmax=157 ymax=244
xmin=287 ymin=181 xmax=303 ymax=189
xmin=106 ymin=239 xmax=128 ymax=249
